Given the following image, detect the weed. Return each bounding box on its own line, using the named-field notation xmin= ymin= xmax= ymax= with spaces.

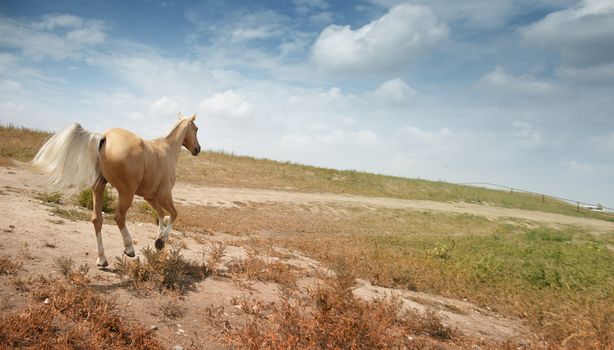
xmin=36 ymin=192 xmax=63 ymax=204
xmin=160 ymin=297 xmax=185 ymax=321
xmin=206 ymin=242 xmax=226 ymax=274
xmin=78 ymin=187 xmax=114 ymax=213
xmin=18 ymin=243 xmax=34 ymax=260
xmin=114 ymin=246 xmax=208 ymax=294
xmin=12 ymin=277 xmax=30 ymax=292
xmin=0 ymin=256 xmax=22 ymax=275
xmin=54 ymin=256 xmax=90 ymax=285
xmin=50 ymin=205 xmax=90 ymax=221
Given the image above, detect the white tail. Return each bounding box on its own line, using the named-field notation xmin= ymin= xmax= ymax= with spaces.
xmin=32 ymin=123 xmax=104 ymax=192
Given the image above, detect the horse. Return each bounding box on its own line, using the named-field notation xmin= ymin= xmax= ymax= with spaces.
xmin=31 ymin=113 xmax=201 ymax=267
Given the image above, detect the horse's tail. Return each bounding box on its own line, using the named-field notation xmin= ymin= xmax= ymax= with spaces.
xmin=32 ymin=123 xmax=105 ymax=193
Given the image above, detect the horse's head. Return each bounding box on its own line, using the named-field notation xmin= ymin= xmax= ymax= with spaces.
xmin=181 ymin=113 xmax=201 ymax=156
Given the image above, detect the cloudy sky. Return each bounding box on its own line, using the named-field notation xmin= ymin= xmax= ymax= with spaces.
xmin=1 ymin=0 xmax=613 ymax=207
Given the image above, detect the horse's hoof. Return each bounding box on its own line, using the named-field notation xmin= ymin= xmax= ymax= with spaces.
xmin=97 ymin=260 xmax=109 ymax=268
xmin=155 ymin=238 xmax=165 ymax=250
xmin=124 ymin=250 xmax=135 ymax=258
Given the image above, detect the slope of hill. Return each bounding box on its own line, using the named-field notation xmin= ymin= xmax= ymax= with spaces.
xmin=1 ymin=124 xmax=613 ymax=349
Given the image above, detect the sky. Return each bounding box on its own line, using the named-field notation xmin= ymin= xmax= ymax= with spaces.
xmin=0 ymin=0 xmax=613 ymax=207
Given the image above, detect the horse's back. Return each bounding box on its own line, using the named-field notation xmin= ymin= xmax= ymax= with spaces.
xmin=99 ymin=128 xmax=146 ymax=191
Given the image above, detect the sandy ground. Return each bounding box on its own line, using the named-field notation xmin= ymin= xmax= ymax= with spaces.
xmin=5 ymin=166 xmax=602 ymax=348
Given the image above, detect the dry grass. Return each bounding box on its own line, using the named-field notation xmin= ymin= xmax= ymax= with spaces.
xmin=0 ymin=276 xmax=162 ymax=349
xmin=160 ymin=297 xmax=186 ymax=321
xmin=228 ymin=271 xmax=466 ymax=350
xmin=114 ymin=246 xmax=208 ymax=294
xmin=227 ymin=250 xmax=298 ymax=289
xmin=0 ymin=256 xmax=22 ymax=275
xmin=0 ymin=124 xmax=49 ymax=166
xmin=54 ymin=256 xmax=91 ymax=285
xmin=206 ymin=241 xmax=227 ymax=275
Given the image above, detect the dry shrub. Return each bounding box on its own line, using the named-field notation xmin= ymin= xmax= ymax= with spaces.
xmin=114 ymin=246 xmax=208 ymax=294
xmin=160 ymin=297 xmax=185 ymax=321
xmin=54 ymin=256 xmax=90 ymax=285
xmin=230 ymin=272 xmax=459 ymax=350
xmin=227 ymin=251 xmax=297 ymax=289
xmin=0 ymin=256 xmax=22 ymax=275
xmin=207 ymin=241 xmax=226 ymax=274
xmin=0 ymin=277 xmax=162 ymax=349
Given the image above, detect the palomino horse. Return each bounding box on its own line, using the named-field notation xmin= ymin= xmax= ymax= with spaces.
xmin=32 ymin=113 xmax=201 ymax=267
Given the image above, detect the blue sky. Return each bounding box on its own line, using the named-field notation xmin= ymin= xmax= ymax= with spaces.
xmin=1 ymin=0 xmax=613 ymax=207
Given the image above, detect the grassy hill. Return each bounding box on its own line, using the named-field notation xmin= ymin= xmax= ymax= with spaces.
xmin=3 ymin=124 xmax=610 ymax=221
xmin=2 ymin=124 xmax=613 ymax=348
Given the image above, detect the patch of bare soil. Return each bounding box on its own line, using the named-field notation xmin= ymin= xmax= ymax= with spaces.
xmin=0 ymin=166 xmax=535 ymax=348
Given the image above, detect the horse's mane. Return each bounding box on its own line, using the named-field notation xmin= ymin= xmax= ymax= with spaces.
xmin=165 ymin=117 xmax=191 ymax=139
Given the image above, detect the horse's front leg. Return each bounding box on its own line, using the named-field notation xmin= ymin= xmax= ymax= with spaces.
xmin=154 ymin=192 xmax=177 ymax=250
xmin=145 ymin=197 xmax=167 ymax=250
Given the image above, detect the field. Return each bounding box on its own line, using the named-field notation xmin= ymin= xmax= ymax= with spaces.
xmin=1 ymin=124 xmax=613 ymax=349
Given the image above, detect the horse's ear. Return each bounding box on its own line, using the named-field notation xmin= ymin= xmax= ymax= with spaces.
xmin=190 ymin=113 xmax=197 ymax=122
xmin=178 ymin=112 xmax=184 ymax=120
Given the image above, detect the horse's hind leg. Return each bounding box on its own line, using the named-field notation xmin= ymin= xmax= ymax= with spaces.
xmin=91 ymin=176 xmax=108 ymax=267
xmin=115 ymin=190 xmax=136 ymax=257
xmin=154 ymin=192 xmax=177 ymax=250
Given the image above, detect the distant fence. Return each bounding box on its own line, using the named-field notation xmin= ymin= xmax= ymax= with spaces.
xmin=458 ymin=182 xmax=614 ymax=213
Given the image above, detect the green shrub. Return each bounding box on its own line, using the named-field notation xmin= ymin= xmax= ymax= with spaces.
xmin=78 ymin=187 xmax=114 ymax=213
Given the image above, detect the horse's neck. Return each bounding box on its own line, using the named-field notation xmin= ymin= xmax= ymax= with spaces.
xmin=163 ymin=121 xmax=187 ymax=163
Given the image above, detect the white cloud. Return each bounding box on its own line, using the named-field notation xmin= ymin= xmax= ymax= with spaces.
xmin=0 ymin=14 xmax=108 ymax=60
xmin=31 ymin=14 xmax=84 ymax=30
xmin=311 ymin=4 xmax=448 ymax=73
xmin=368 ymin=0 xmax=575 ymax=29
xmin=149 ymin=96 xmax=179 ymax=118
xmin=477 ymin=66 xmax=559 ymax=95
xmin=520 ymin=0 xmax=614 ymax=67
xmin=369 ymin=78 xmax=416 ymax=105
xmin=199 ymin=90 xmax=254 ymax=119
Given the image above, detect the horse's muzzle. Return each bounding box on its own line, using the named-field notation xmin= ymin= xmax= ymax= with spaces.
xmin=192 ymin=145 xmax=200 ymax=156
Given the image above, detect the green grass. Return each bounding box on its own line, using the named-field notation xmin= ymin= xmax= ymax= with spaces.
xmin=78 ymin=187 xmax=115 ymax=213
xmin=283 ymin=225 xmax=614 ymax=347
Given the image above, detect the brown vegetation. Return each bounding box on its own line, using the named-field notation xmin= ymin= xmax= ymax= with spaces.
xmin=0 ymin=276 xmax=162 ymax=349
xmin=228 ymin=271 xmax=467 ymax=350
xmin=114 ymin=246 xmax=208 ymax=294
